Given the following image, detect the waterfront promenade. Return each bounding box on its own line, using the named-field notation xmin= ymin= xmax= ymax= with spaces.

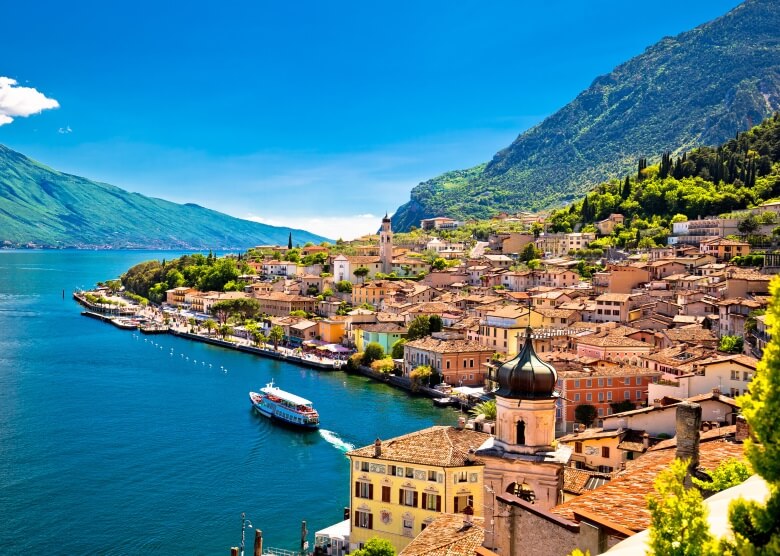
xmin=74 ymin=291 xmax=345 ymax=371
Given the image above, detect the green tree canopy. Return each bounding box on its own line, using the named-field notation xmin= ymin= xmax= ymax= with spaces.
xmin=351 ymin=537 xmax=395 ymax=556
xmin=574 ymin=404 xmax=597 ymax=427
xmin=718 ymin=335 xmax=744 ymax=354
xmin=647 ymin=458 xmax=714 ymax=556
xmin=362 ymin=342 xmax=385 ymax=366
xmin=406 ymin=315 xmax=432 ymax=341
xmin=726 ymin=276 xmax=780 ymax=554
xmin=391 ymin=339 xmax=406 ymax=359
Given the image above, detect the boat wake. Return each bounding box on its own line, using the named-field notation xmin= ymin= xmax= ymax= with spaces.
xmin=319 ymin=429 xmax=355 ymax=452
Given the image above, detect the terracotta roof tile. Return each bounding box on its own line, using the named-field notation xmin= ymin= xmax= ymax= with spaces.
xmin=399 ymin=515 xmax=485 ymax=556
xmin=348 ymin=426 xmax=490 ymax=467
xmin=550 ymin=440 xmax=745 ymax=531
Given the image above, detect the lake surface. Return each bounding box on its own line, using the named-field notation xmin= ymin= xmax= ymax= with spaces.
xmin=0 ymin=250 xmax=456 ymax=555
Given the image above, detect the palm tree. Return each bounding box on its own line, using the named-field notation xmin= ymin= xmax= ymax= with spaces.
xmin=203 ymin=319 xmax=217 ymax=337
xmin=269 ymin=325 xmax=284 ymax=350
xmin=219 ymin=324 xmax=234 ymax=341
xmin=469 ymin=400 xmax=497 ymax=420
xmin=188 ymin=317 xmax=197 ymax=332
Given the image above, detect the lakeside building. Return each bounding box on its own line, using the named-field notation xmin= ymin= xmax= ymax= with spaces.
xmin=346 ymin=426 xmax=490 ymax=553
xmin=552 ymin=358 xmax=662 ymax=432
xmin=253 ymin=291 xmax=317 ymax=317
xmin=403 ymin=337 xmax=494 ymax=387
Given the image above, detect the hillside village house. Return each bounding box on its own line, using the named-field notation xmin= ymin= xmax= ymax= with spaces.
xmin=554 ymin=359 xmax=661 ymax=431
xmin=596 ymin=213 xmax=625 ymax=235
xmin=333 ymin=255 xmax=384 ymax=283
xmin=592 ymin=265 xmax=650 ymax=294
xmin=353 ymin=323 xmax=407 ymax=353
xmin=165 ymin=286 xmax=194 ymax=306
xmin=557 ymin=428 xmax=636 ymax=474
xmin=575 ymin=333 xmax=654 ymax=363
xmin=588 ymin=293 xmax=642 ymax=323
xmin=346 ymin=426 xmax=489 ymax=553
xmin=253 ymin=291 xmax=317 ymax=317
xmin=647 ymin=354 xmax=758 ymax=400
xmin=699 ymin=237 xmax=751 ymax=261
xmin=420 ymin=217 xmax=460 ymax=230
xmin=403 ymin=337 xmax=494 ymax=386
xmin=477 ymin=305 xmax=544 ymax=356
xmin=601 ymin=393 xmax=739 ymax=437
xmin=501 ymin=268 xmax=580 ymax=291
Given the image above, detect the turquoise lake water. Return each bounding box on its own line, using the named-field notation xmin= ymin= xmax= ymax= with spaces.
xmin=0 ymin=250 xmax=456 ymax=554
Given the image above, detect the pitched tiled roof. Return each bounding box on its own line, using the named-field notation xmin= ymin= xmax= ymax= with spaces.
xmin=550 ymin=440 xmax=745 ymax=531
xmin=563 ymin=467 xmax=615 ymax=495
xmin=399 ymin=515 xmax=485 ymax=556
xmin=576 ymin=335 xmax=649 ymax=348
xmin=405 ymin=337 xmax=494 ymax=354
xmin=347 ymin=426 xmax=490 ymax=467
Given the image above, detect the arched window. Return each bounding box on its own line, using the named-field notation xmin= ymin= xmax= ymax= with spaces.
xmin=506 ymin=481 xmax=536 ymax=504
xmin=516 ymin=420 xmax=526 ymax=445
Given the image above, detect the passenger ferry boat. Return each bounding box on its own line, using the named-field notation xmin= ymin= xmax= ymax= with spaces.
xmin=249 ymin=380 xmax=320 ymax=429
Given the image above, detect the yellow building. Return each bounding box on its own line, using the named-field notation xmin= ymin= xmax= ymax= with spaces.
xmin=351 ymin=280 xmax=404 ymax=308
xmin=346 ymin=426 xmax=490 ymax=553
xmin=318 ymin=316 xmax=347 ymax=344
xmin=478 ymin=305 xmax=544 ymax=356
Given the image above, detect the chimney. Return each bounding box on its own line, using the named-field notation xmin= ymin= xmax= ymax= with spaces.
xmin=642 ymin=432 xmax=650 ymax=450
xmin=735 ymin=415 xmax=750 ymax=443
xmin=675 ymin=402 xmax=702 ymax=470
xmin=712 ymin=386 xmax=721 ymax=396
xmin=458 ymin=416 xmax=466 ymax=430
xmin=466 ymin=449 xmax=476 ymax=464
xmin=652 ymin=398 xmax=662 ymax=408
xmin=374 ymin=438 xmax=382 ymax=457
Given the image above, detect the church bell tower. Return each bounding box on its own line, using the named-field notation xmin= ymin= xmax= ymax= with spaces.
xmin=379 ymin=214 xmax=393 ymax=274
xmin=476 ymin=327 xmax=569 ymax=515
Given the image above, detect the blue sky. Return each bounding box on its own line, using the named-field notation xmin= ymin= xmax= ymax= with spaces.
xmin=1 ymin=0 xmax=741 ymax=239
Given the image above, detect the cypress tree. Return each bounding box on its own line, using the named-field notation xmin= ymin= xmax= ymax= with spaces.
xmin=622 ymin=175 xmax=631 ymax=199
xmin=288 ymin=232 xmax=293 ymax=250
xmin=581 ymin=196 xmax=591 ymax=221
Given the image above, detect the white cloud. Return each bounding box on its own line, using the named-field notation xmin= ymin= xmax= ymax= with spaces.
xmin=245 ymin=213 xmax=380 ymax=241
xmin=58 ymin=125 xmax=72 ymax=134
xmin=0 ymin=77 xmax=59 ymax=126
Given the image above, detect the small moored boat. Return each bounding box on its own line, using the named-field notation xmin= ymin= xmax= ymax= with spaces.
xmin=249 ymin=380 xmax=320 ymax=429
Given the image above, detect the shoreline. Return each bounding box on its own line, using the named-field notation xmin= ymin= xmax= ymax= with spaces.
xmin=72 ymin=291 xmax=459 ymax=402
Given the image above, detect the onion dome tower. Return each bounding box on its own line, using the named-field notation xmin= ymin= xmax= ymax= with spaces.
xmin=493 ymin=327 xmax=558 ymax=455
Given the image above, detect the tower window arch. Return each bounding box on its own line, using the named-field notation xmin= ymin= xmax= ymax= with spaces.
xmin=516 ymin=419 xmax=526 ymax=445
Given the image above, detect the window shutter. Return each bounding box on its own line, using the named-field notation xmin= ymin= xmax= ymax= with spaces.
xmin=355 ymin=482 xmax=360 ymax=497
xmin=382 ymin=486 xmax=391 ymax=503
xmin=399 ymin=490 xmax=403 ymax=504
xmin=369 ymin=484 xmax=374 ymax=500
xmin=413 ymin=492 xmax=418 ymax=508
xmin=368 ymin=513 xmax=373 ymax=530
xmin=421 ymin=493 xmax=427 ymax=509
xmin=454 ymin=497 xmax=459 ymax=513
xmin=436 ymin=495 xmax=441 ymax=512
xmin=354 ymin=511 xmax=358 ymax=526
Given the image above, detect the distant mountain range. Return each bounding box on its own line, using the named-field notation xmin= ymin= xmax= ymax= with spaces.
xmin=391 ymin=0 xmax=780 ymax=231
xmin=0 ymin=144 xmax=328 ymax=249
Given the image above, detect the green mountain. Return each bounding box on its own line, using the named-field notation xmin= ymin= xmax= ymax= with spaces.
xmin=0 ymin=144 xmax=328 ymax=249
xmin=549 ymin=113 xmax=780 ymax=238
xmin=392 ymin=0 xmax=780 ymax=231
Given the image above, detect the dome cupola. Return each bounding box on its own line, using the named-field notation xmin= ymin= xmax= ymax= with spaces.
xmin=496 ymin=328 xmax=557 ymax=399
